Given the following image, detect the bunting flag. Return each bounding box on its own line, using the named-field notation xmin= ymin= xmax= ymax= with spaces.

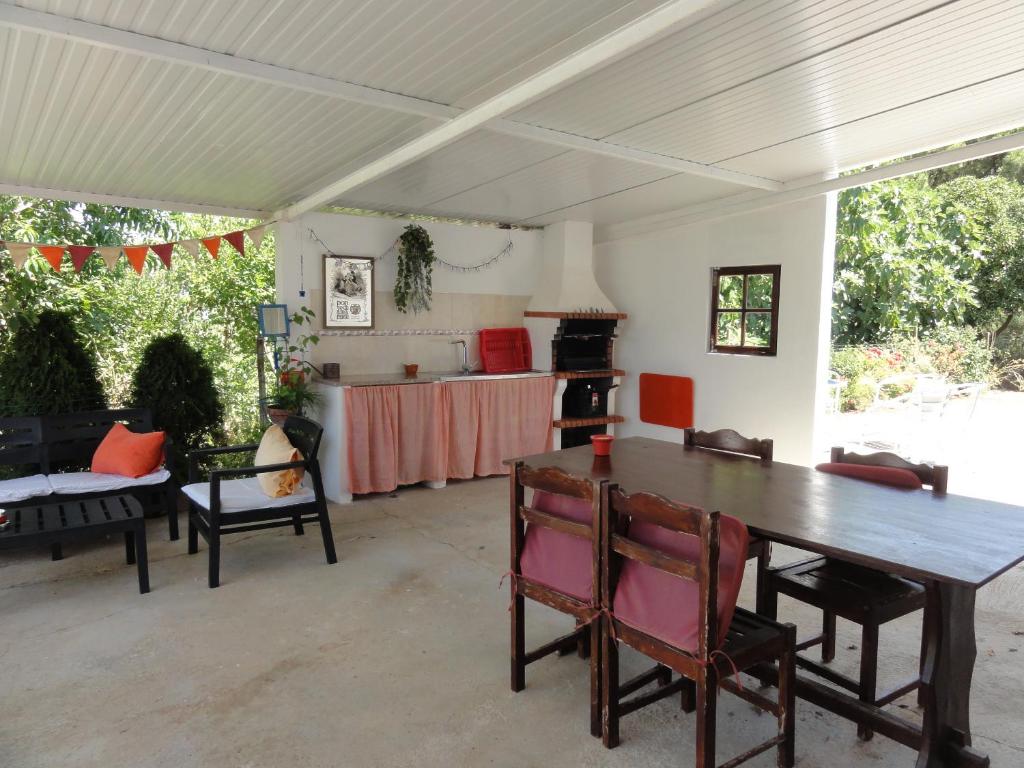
xmin=201 ymin=236 xmax=221 ymax=259
xmin=224 ymin=230 xmax=245 ymax=256
xmin=67 ymin=245 xmax=95 ymax=272
xmin=151 ymin=242 xmax=174 ymax=269
xmin=248 ymin=225 xmax=267 ymax=249
xmin=7 ymin=243 xmax=32 ymax=269
xmin=97 ymin=246 xmax=122 ymax=270
xmin=38 ymin=245 xmax=65 ymax=272
xmin=2 ymin=222 xmax=272 ymax=273
xmin=122 ymin=246 xmax=149 ymax=275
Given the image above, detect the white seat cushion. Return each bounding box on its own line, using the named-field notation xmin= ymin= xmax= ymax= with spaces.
xmin=0 ymin=474 xmax=53 ymax=504
xmin=47 ymin=468 xmax=171 ymax=495
xmin=182 ymin=477 xmax=315 ymax=512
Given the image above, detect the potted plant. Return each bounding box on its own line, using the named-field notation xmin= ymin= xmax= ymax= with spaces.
xmin=267 ymin=307 xmax=322 ymax=424
xmin=394 ymin=224 xmax=435 ymax=313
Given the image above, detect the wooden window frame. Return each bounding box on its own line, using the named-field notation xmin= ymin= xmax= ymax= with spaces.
xmin=708 ymin=264 xmax=781 ymax=356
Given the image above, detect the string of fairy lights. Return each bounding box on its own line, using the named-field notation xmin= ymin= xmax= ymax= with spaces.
xmin=307 ymin=227 xmax=515 ymax=273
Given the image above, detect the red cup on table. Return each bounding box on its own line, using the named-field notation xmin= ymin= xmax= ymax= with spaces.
xmin=591 ymin=434 xmax=614 ymax=456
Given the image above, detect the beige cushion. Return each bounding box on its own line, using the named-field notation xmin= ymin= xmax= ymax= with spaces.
xmin=254 ymin=425 xmax=305 ymax=497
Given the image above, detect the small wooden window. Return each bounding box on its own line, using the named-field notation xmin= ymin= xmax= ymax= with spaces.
xmin=709 ymin=265 xmax=781 ymax=356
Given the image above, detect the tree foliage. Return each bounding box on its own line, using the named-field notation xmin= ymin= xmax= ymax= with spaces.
xmin=0 ymin=309 xmax=106 ymax=416
xmin=0 ymin=197 xmax=274 ymax=441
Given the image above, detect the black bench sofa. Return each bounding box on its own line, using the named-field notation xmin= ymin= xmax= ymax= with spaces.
xmin=0 ymin=409 xmax=178 ymax=555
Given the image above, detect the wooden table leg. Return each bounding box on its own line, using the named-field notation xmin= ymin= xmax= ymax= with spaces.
xmin=916 ymin=582 xmax=989 ymax=768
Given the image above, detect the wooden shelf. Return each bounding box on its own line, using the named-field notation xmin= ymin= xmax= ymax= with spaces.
xmin=553 ymin=369 xmax=624 ymax=379
xmin=553 ymin=415 xmax=625 ymax=429
xmin=524 ymin=311 xmax=627 ymax=320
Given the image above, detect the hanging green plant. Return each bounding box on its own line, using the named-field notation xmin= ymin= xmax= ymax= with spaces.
xmin=394 ymin=224 xmax=435 ymax=313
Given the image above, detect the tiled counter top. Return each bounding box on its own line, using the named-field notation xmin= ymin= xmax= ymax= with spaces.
xmin=315 ymin=371 xmax=552 ymax=387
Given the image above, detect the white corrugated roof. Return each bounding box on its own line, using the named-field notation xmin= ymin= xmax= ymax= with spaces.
xmin=1 ymin=0 xmax=1022 ymax=228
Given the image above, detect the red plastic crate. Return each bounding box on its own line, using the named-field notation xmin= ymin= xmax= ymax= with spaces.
xmin=479 ymin=327 xmax=532 ymax=373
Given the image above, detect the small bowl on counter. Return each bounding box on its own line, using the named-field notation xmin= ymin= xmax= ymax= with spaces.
xmin=403 ymin=363 xmax=419 ymax=378
xmin=591 ymin=434 xmax=614 ymax=456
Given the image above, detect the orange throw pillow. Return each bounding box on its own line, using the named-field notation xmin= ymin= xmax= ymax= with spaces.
xmin=91 ymin=423 xmax=166 ymax=478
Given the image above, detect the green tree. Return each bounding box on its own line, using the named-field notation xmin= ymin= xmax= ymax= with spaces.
xmin=935 ymin=176 xmax=1024 ymax=340
xmin=131 ymin=333 xmax=224 ymax=480
xmin=0 ymin=309 xmax=106 ymax=416
xmin=832 ymin=177 xmax=983 ymax=344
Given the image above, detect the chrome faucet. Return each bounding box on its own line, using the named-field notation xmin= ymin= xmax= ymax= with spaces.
xmin=450 ymin=338 xmax=472 ymax=374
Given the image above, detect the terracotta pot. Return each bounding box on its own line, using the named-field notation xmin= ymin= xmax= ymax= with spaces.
xmin=404 ymin=363 xmax=419 ymax=377
xmin=591 ymin=434 xmax=614 ymax=456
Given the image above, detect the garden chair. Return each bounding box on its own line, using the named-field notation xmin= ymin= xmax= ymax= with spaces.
xmin=764 ymin=446 xmax=947 ymax=740
xmin=599 ymin=485 xmax=796 ymax=767
xmin=183 ymin=415 xmax=337 ymax=588
xmin=509 ymin=461 xmax=603 ymax=738
xmin=683 ymin=428 xmax=774 ymax=615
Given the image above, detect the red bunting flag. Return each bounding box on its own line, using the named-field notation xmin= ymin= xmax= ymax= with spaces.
xmin=201 ymin=236 xmax=221 ymax=259
xmin=224 ymin=230 xmax=245 ymax=256
xmin=37 ymin=245 xmax=65 ymax=272
xmin=150 ymin=242 xmax=174 ymax=269
xmin=122 ymin=246 xmax=149 ymax=274
xmin=67 ymin=245 xmax=94 ymax=272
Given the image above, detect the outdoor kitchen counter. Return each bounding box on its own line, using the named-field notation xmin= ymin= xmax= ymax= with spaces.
xmin=311 ymin=373 xmax=554 ymax=503
xmin=314 ymin=371 xmax=552 ymax=387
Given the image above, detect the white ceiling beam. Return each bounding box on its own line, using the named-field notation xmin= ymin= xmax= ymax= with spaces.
xmin=0 ymin=182 xmax=268 ymax=219
xmin=0 ymin=3 xmax=780 ymax=195
xmin=273 ymin=0 xmax=726 ymax=220
xmin=598 ymin=129 xmax=1024 ymax=243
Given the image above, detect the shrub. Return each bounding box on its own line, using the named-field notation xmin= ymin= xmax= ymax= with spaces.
xmin=0 ymin=310 xmax=106 ymax=416
xmin=130 ymin=333 xmax=224 ymax=480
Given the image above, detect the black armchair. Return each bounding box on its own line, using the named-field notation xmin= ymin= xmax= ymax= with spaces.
xmin=183 ymin=415 xmax=337 ymax=588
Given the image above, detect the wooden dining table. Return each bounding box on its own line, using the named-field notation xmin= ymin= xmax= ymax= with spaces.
xmin=512 ymin=436 xmax=1024 ymax=768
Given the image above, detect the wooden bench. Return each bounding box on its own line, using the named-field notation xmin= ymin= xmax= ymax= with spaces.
xmin=0 ymin=409 xmax=177 ymax=558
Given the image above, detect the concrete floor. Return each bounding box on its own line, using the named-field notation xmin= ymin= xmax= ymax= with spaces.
xmin=2 ymin=477 xmax=1023 ymax=767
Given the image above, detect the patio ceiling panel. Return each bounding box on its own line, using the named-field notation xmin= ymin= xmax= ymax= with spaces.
xmin=341 ymin=149 xmax=744 ymax=225
xmin=718 ymin=70 xmax=1024 ymax=181
xmin=604 ymin=0 xmax=1024 ymax=167
xmin=7 ymin=0 xmax=667 ymax=108
xmin=508 ymin=0 xmax=943 ymax=142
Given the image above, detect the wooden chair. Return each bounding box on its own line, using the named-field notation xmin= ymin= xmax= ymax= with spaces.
xmin=765 ymin=447 xmax=948 ymax=740
xmin=183 ymin=415 xmax=337 ymax=588
xmin=683 ymin=428 xmax=774 ymax=614
xmin=509 ymin=461 xmax=602 ymax=737
xmin=600 ymin=485 xmax=796 ymax=767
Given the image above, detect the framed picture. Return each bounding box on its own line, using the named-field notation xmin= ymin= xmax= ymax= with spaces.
xmin=323 ymin=255 xmax=374 ymax=328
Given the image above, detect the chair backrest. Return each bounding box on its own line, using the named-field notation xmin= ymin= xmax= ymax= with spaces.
xmin=511 ymin=462 xmax=599 ymax=597
xmin=829 ymin=446 xmax=948 ymax=494
xmin=282 ymin=415 xmax=324 ymax=463
xmin=0 ymin=416 xmax=44 ymax=471
xmin=684 ymin=427 xmax=773 ymax=462
xmin=603 ymin=486 xmax=730 ymax=659
xmin=39 ymin=409 xmax=154 ymax=471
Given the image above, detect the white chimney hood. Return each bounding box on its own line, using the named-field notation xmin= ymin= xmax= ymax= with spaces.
xmin=526 ymin=221 xmax=616 ymax=313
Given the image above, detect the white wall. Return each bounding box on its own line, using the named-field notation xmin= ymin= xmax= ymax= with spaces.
xmin=276 ymin=212 xmax=544 ymax=374
xmin=594 ymin=195 xmax=837 ymax=465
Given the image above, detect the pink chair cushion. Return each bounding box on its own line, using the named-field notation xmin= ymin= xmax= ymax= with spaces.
xmin=518 ymin=490 xmax=593 ymax=602
xmin=816 ymin=462 xmax=923 ymax=490
xmin=612 ymin=514 xmax=749 ymax=654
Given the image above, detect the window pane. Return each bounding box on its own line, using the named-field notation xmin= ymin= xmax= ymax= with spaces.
xmin=716 ymin=312 xmax=742 ymax=346
xmin=744 ymin=311 xmax=772 ymax=347
xmin=747 ymin=274 xmax=774 ymax=309
xmin=717 ymin=275 xmax=744 ymax=309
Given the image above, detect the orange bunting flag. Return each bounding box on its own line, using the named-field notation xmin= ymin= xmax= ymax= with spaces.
xmin=37 ymin=245 xmax=65 ymax=272
xmin=122 ymin=246 xmax=149 ymax=274
xmin=201 ymin=236 xmax=221 ymax=259
xmin=68 ymin=245 xmax=94 ymax=272
xmin=6 ymin=243 xmax=33 ymax=269
xmin=247 ymin=225 xmax=267 ymax=249
xmin=224 ymin=230 xmax=245 ymax=256
xmin=151 ymin=242 xmax=174 ymax=269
